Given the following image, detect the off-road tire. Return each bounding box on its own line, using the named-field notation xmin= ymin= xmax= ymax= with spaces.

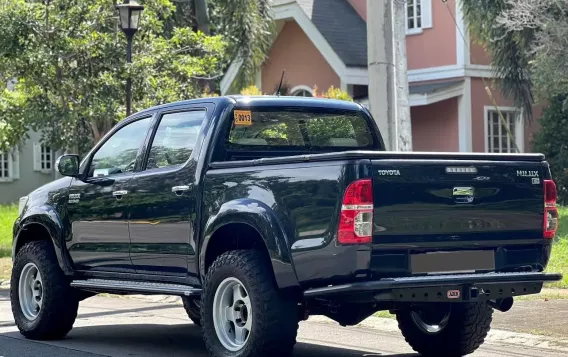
xmin=182 ymin=296 xmax=201 ymax=326
xmin=11 ymin=241 xmax=79 ymax=340
xmin=201 ymin=250 xmax=298 ymax=357
xmin=396 ymin=302 xmax=493 ymax=357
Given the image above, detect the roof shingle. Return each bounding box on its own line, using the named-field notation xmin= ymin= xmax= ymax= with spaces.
xmin=296 ymin=0 xmax=368 ymax=67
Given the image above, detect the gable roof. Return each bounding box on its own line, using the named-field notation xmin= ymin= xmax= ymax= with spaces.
xmin=296 ymin=0 xmax=367 ymax=67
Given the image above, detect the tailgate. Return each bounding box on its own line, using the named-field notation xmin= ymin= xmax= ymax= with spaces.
xmin=372 ymin=159 xmax=546 ymax=246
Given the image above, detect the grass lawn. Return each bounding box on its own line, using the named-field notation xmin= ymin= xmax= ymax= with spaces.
xmin=0 ymin=204 xmax=16 ymax=258
xmin=545 ymin=206 xmax=568 ymax=288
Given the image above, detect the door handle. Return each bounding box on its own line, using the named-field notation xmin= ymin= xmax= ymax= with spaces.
xmin=172 ymin=185 xmax=190 ymax=196
xmin=112 ymin=190 xmax=128 ymax=199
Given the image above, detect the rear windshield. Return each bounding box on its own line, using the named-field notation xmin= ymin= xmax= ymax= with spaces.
xmin=226 ymin=108 xmax=379 ymax=152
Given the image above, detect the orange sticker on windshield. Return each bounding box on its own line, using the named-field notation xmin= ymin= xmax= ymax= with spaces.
xmin=234 ymin=110 xmax=252 ymax=126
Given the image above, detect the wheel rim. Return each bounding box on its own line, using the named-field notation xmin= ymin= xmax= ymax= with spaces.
xmin=18 ymin=262 xmax=43 ymax=321
xmin=410 ymin=305 xmax=451 ymax=334
xmin=213 ymin=277 xmax=252 ymax=351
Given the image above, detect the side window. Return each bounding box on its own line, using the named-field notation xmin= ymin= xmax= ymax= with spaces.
xmin=89 ymin=117 xmax=152 ymax=177
xmin=146 ymin=110 xmax=206 ymax=170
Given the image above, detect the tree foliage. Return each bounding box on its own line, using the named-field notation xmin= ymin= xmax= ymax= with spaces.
xmin=313 ymin=86 xmax=353 ymax=101
xmin=208 ymin=0 xmax=273 ymax=89
xmin=0 ymin=0 xmax=275 ymax=154
xmin=461 ymin=0 xmax=536 ymax=120
xmin=533 ymin=94 xmax=568 ymax=203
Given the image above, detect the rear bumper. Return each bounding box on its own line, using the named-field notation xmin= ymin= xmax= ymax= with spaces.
xmin=303 ymin=272 xmax=562 ymax=303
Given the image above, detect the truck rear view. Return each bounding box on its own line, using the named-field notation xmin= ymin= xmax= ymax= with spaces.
xmin=304 ymin=151 xmax=561 ymax=357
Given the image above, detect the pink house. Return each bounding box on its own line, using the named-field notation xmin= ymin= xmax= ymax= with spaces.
xmin=220 ymin=0 xmax=541 ymax=153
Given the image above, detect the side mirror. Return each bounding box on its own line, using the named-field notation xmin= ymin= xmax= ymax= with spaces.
xmin=56 ymin=155 xmax=80 ymax=177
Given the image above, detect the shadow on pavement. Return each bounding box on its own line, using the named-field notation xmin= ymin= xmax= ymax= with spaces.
xmin=0 ymin=288 xmax=9 ymax=302
xmin=0 ymin=323 xmax=417 ymax=357
xmin=78 ymin=303 xmax=175 ymax=319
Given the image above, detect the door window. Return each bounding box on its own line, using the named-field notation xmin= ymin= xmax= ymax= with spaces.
xmin=146 ymin=111 xmax=206 ymax=170
xmin=89 ymin=117 xmax=152 ymax=177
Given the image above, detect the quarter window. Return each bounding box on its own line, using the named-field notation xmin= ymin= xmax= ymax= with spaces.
xmin=89 ymin=117 xmax=152 ymax=177
xmin=146 ymin=111 xmax=206 ymax=170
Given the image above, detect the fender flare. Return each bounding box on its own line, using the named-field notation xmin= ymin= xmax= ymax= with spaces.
xmin=200 ymin=198 xmax=299 ymax=289
xmin=13 ymin=205 xmax=74 ymax=275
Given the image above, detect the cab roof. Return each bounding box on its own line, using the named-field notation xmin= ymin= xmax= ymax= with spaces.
xmin=130 ymin=95 xmax=365 ymax=119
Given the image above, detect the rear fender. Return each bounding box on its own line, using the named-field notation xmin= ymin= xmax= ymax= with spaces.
xmin=200 ymin=198 xmax=299 ymax=289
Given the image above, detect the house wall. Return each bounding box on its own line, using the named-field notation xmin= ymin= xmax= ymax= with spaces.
xmin=262 ymin=21 xmax=340 ymax=94
xmin=348 ymin=0 xmax=457 ymax=70
xmin=470 ymin=37 xmax=492 ymax=66
xmin=470 ymin=78 xmax=542 ymax=153
xmin=411 ymin=97 xmax=460 ymax=152
xmin=0 ymin=131 xmax=56 ymax=204
xmin=407 ymin=0 xmax=457 ymax=70
xmin=347 ymin=0 xmax=367 ymax=21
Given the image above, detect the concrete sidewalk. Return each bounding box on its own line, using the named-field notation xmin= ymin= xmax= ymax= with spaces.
xmin=2 ymin=287 xmax=568 ymax=357
xmin=1 ymin=285 xmax=568 ymax=338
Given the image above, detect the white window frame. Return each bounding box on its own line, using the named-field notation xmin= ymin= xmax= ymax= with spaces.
xmin=484 ymin=106 xmax=525 ymax=153
xmin=290 ymin=85 xmax=314 ymax=97
xmin=33 ymin=142 xmax=53 ymax=173
xmin=0 ymin=149 xmax=20 ymax=182
xmin=406 ymin=0 xmax=433 ymax=35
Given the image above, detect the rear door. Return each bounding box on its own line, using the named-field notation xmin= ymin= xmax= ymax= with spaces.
xmin=371 ymin=159 xmax=545 ymax=246
xmin=67 ymin=117 xmax=153 ymax=273
xmin=127 ymin=105 xmax=210 ymax=278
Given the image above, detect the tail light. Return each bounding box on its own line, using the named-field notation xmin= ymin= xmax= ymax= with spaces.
xmin=338 ymin=179 xmax=373 ymax=244
xmin=544 ymin=179 xmax=559 ymax=239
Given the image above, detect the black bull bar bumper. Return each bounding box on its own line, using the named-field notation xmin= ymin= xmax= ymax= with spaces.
xmin=303 ymin=272 xmax=562 ymax=303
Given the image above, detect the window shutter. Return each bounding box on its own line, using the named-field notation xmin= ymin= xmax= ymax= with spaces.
xmin=421 ymin=0 xmax=433 ymax=29
xmin=33 ymin=142 xmax=42 ymax=171
xmin=12 ymin=149 xmax=19 ymax=179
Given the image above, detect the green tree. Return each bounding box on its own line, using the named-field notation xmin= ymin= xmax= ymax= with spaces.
xmin=163 ymin=0 xmax=274 ymax=89
xmin=0 ymin=0 xmax=274 ymax=154
xmin=533 ymin=95 xmax=568 ymax=203
xmin=461 ymin=0 xmax=535 ymax=120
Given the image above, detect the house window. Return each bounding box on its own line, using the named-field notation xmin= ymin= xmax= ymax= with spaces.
xmin=406 ymin=0 xmax=432 ymax=34
xmin=290 ymin=85 xmax=313 ymax=97
xmin=485 ymin=107 xmax=524 ymax=153
xmin=0 ymin=150 xmax=20 ymax=182
xmin=33 ymin=143 xmax=53 ymax=173
xmin=0 ymin=153 xmax=9 ymax=179
xmin=407 ymin=0 xmax=422 ymax=30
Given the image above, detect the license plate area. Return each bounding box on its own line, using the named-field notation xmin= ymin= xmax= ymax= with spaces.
xmin=411 ymin=250 xmax=495 ymax=274
xmin=390 ymin=282 xmax=543 ymax=302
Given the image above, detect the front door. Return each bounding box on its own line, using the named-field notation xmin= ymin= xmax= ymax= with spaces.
xmin=128 ymin=108 xmax=208 ymax=277
xmin=66 ymin=116 xmax=153 ymax=273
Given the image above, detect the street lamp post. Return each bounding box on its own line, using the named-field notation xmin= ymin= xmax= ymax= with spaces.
xmin=116 ymin=1 xmax=144 ymax=117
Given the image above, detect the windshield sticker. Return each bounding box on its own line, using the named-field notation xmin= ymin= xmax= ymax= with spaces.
xmin=234 ymin=110 xmax=252 ymax=126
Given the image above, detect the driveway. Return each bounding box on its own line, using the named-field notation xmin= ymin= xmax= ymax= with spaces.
xmin=0 ymin=288 xmax=566 ymax=357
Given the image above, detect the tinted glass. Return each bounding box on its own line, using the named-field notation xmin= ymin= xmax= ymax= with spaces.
xmin=227 ymin=109 xmax=377 ymax=151
xmin=146 ymin=111 xmax=205 ymax=170
xmin=89 ymin=117 xmax=151 ymax=177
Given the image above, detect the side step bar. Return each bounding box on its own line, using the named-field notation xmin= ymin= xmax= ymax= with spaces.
xmin=71 ymin=279 xmax=201 ymax=297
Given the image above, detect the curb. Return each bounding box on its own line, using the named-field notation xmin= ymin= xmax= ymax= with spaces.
xmin=542 ymin=288 xmax=568 ymax=297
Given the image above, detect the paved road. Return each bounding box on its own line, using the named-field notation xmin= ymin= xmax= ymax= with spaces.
xmin=0 ymin=288 xmax=566 ymax=357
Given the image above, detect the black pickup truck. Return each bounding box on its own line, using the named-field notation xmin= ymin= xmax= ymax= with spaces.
xmin=11 ymin=96 xmax=561 ymax=357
